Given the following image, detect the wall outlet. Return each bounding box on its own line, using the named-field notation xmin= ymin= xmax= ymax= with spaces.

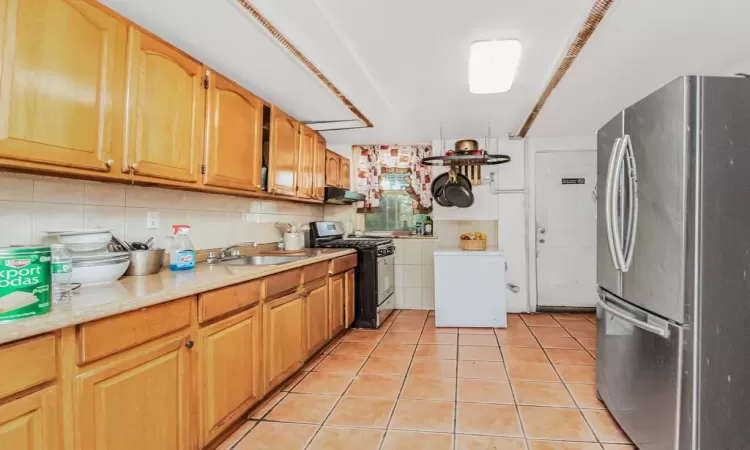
xmin=146 ymin=211 xmax=160 ymax=230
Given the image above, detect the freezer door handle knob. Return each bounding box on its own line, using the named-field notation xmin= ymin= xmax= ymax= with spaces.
xmin=507 ymin=283 xmax=520 ymax=293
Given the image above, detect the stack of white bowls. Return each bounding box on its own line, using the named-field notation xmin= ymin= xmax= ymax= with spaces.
xmin=46 ymin=229 xmax=130 ymax=285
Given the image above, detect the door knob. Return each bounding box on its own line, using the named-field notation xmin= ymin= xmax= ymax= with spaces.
xmin=539 ymin=239 xmax=545 ymax=243
xmin=538 ymin=228 xmax=546 ymax=234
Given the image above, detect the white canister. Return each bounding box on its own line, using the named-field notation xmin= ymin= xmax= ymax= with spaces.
xmin=284 ymin=232 xmax=303 ymax=251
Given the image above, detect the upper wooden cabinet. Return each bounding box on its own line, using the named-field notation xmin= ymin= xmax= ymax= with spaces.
xmin=296 ymin=125 xmax=315 ymax=199
xmin=268 ymin=106 xmax=298 ymax=197
xmin=123 ymin=29 xmax=205 ymax=184
xmin=340 ymin=157 xmax=351 ymax=190
xmin=0 ymin=386 xmax=59 ymax=450
xmin=313 ymin=134 xmax=326 ymax=201
xmin=0 ymin=0 xmax=125 ymax=175
xmin=203 ymin=71 xmax=263 ymax=191
xmin=325 ymin=151 xmax=340 ymax=188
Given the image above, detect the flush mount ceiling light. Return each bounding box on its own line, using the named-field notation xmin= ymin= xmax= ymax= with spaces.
xmin=469 ymin=39 xmax=522 ymax=94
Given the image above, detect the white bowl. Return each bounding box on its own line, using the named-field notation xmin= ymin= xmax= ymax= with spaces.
xmin=48 ymin=229 xmax=112 ymax=252
xmin=70 ymin=260 xmax=129 ymax=285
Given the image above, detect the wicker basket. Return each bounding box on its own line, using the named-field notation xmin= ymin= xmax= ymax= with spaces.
xmin=459 ymin=239 xmax=487 ymax=251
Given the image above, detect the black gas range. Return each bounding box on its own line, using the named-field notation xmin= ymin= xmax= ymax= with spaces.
xmin=310 ymin=222 xmax=395 ymax=328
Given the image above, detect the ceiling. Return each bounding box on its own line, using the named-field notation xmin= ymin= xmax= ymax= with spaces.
xmin=99 ymin=0 xmax=750 ymax=145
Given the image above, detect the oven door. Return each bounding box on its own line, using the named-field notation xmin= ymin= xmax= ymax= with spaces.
xmin=596 ymin=289 xmax=683 ymax=450
xmin=376 ymin=253 xmax=395 ymax=305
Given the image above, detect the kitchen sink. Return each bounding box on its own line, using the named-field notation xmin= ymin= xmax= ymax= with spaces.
xmin=210 ymin=255 xmax=307 ymax=266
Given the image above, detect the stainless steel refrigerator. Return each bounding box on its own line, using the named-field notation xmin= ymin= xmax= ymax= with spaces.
xmin=596 ymin=75 xmax=750 ymax=450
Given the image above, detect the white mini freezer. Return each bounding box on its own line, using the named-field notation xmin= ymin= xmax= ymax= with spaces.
xmin=434 ymin=249 xmax=506 ymax=328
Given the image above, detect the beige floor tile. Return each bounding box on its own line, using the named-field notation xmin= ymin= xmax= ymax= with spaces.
xmin=459 ymin=327 xmax=495 ymax=334
xmin=457 ymin=360 xmax=507 ymax=380
xmin=215 ymin=421 xmax=257 ymax=450
xmin=455 ymin=402 xmax=523 ymax=437
xmin=388 ymin=322 xmax=425 ymax=332
xmin=301 ymin=354 xmax=325 ymax=371
xmin=497 ymin=334 xmax=541 ymax=348
xmin=505 ymin=361 xmax=560 ymax=382
xmin=530 ymin=327 xmax=572 ymax=339
xmin=345 ymin=374 xmax=405 ymax=399
xmin=458 ymin=334 xmax=499 ymax=346
xmin=555 ymin=364 xmax=596 ymax=384
xmin=560 ymin=321 xmax=596 ymax=332
xmin=280 ymin=371 xmax=307 ymax=392
xmin=307 ymin=427 xmax=385 ymax=450
xmin=459 ymin=345 xmax=503 ymax=361
xmin=582 ymin=409 xmax=631 ymax=444
xmin=419 ymin=333 xmax=458 ymax=345
xmin=521 ymin=314 xmax=561 ymax=327
xmin=519 ymin=406 xmax=596 ymax=442
xmin=527 ymin=440 xmax=602 ymax=449
xmin=545 ymin=349 xmax=596 ymax=366
xmin=381 ymin=332 xmax=422 ymax=345
xmin=567 ymin=384 xmax=606 ymax=409
xmin=292 ymin=372 xmax=354 ymax=395
xmin=536 ymin=336 xmax=585 ymax=350
xmin=601 ymin=445 xmax=636 ymax=450
xmin=360 ymin=357 xmax=412 ymax=375
xmin=551 ymin=313 xmax=590 ymax=322
xmin=457 ymin=378 xmax=514 ymax=404
xmin=234 ymin=421 xmax=318 ymax=449
xmin=265 ymin=393 xmax=339 ymax=424
xmin=414 ymin=344 xmax=458 ymax=359
xmin=567 ymin=328 xmax=597 ymax=339
xmin=325 ymin=396 xmax=396 ymax=428
xmin=343 ymin=330 xmax=385 ymax=344
xmin=399 ymin=309 xmax=430 ymax=317
xmin=455 ymin=435 xmax=527 ymax=450
xmin=372 ymin=344 xmax=418 ymax=358
xmin=576 ymin=337 xmax=597 ymax=351
xmin=381 ymin=430 xmax=454 ymax=450
xmin=423 ymin=325 xmax=459 ymax=334
xmin=249 ymin=392 xmax=287 ymax=419
xmin=401 ymin=376 xmax=457 ymax=401
xmin=313 ymin=355 xmax=367 ymax=374
xmin=389 ymin=399 xmax=455 ymax=432
xmin=330 ymin=342 xmax=377 ymax=357
xmin=502 ymin=347 xmax=550 ymax=363
xmin=511 ymin=381 xmax=576 ymax=407
xmin=408 ymin=359 xmax=457 ymax=378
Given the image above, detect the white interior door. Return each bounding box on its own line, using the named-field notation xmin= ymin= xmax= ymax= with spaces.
xmin=535 ymin=151 xmax=597 ymax=307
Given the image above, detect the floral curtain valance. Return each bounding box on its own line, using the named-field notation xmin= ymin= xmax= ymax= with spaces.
xmin=356 ymin=145 xmax=432 ymax=213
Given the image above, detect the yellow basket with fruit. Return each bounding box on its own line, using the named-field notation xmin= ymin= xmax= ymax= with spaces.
xmin=460 ymin=232 xmax=487 ymax=251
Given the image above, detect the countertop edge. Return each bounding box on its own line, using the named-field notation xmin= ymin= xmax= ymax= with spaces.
xmin=0 ymin=248 xmax=356 ymax=345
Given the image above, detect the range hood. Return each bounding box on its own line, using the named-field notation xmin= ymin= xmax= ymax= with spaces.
xmin=324 ymin=187 xmax=364 ymax=204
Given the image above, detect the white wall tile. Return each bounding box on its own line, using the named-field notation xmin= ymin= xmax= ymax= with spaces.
xmin=402 ymin=265 xmax=422 ymax=287
xmin=184 ymin=211 xmax=233 ymax=249
xmin=394 ymin=240 xmax=405 ymax=265
xmin=33 ymin=178 xmax=85 ymax=204
xmin=84 ymin=205 xmax=126 ymax=239
xmin=394 ymin=265 xmax=404 ymax=288
xmin=32 ymin=202 xmax=84 ymax=244
xmin=84 ymin=181 xmax=126 ymax=206
xmin=401 ymin=241 xmax=422 ymax=265
xmin=125 ymin=208 xmax=187 ymax=245
xmin=394 ymin=286 xmax=405 ymax=309
xmin=0 ymin=201 xmax=33 ymax=246
xmin=421 ymin=242 xmax=437 ymax=266
xmin=0 ymin=173 xmax=34 ymax=201
xmin=126 ymin=185 xmax=186 ymax=209
xmin=421 ymin=287 xmax=435 ymax=310
xmin=403 ymin=287 xmax=422 ymax=309
xmin=421 ymin=265 xmax=434 ymax=288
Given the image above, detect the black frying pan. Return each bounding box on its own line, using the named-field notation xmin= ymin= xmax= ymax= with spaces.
xmin=444 ymin=183 xmax=474 ymax=207
xmin=431 ymin=172 xmax=452 ymax=207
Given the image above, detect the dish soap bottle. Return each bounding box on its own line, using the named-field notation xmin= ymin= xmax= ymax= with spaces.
xmin=168 ymin=225 xmax=196 ymax=271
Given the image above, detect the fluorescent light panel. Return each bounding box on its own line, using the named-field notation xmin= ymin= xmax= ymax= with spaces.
xmin=469 ymin=39 xmax=522 ymax=94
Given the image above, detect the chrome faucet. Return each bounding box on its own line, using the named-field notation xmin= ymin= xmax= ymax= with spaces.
xmin=208 ymin=242 xmax=257 ymax=263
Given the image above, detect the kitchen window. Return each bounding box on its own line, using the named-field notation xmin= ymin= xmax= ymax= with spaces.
xmin=364 ymin=173 xmax=427 ymax=231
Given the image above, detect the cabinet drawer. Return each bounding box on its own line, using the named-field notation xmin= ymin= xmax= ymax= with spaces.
xmin=330 ymin=254 xmax=357 ymax=275
xmin=77 ymin=297 xmax=192 ymax=364
xmin=0 ymin=334 xmax=56 ymax=399
xmin=302 ymin=262 xmax=328 ymax=285
xmin=264 ymin=269 xmax=301 ymax=300
xmin=199 ymin=280 xmax=261 ymax=323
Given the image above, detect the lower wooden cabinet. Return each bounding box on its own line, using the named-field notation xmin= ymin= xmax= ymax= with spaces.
xmin=344 ymin=269 xmax=356 ymax=327
xmin=329 ymin=274 xmax=345 ymax=336
xmin=197 ymin=306 xmax=262 ymax=447
xmin=264 ymin=293 xmax=305 ymax=391
xmin=0 ymin=386 xmax=58 ymax=450
xmin=304 ymin=281 xmax=329 ymax=356
xmin=73 ymin=333 xmax=191 ymax=450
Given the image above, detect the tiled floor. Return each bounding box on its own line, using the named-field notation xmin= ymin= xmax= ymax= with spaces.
xmin=219 ymin=311 xmax=634 ymax=450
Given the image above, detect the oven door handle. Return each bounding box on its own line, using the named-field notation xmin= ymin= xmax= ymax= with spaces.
xmin=597 ymin=293 xmax=669 ymax=338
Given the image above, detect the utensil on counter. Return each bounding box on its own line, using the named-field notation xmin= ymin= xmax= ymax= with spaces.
xmin=71 ymin=256 xmax=130 ymax=285
xmin=125 ymin=249 xmax=166 ymax=276
xmin=111 ymin=234 xmax=133 ymax=251
xmin=145 ymin=237 xmax=155 ymax=249
xmin=129 ymin=241 xmax=149 ymax=250
xmin=275 ymin=222 xmax=293 ymax=234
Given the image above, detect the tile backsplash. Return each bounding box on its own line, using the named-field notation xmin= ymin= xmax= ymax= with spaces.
xmin=0 ymin=172 xmax=323 ymax=249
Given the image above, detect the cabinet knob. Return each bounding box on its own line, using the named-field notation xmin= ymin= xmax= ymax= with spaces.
xmin=129 ymin=163 xmax=140 ymax=172
xmin=185 ymin=340 xmax=194 ymax=349
xmin=104 ymin=159 xmax=115 ymax=168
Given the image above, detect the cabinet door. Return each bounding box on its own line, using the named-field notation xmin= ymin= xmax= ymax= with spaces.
xmin=0 ymin=386 xmax=58 ymax=450
xmin=203 ymin=71 xmax=262 ymax=191
xmin=0 ymin=0 xmax=123 ymax=173
xmin=312 ymin=134 xmax=327 ymax=201
xmin=268 ymin=106 xmax=298 ymax=197
xmin=264 ymin=293 xmax=304 ymax=390
xmin=305 ymin=282 xmax=329 ymax=356
xmin=123 ymin=29 xmax=204 ymax=183
xmin=325 ymin=151 xmax=340 ymax=187
xmin=328 ymin=274 xmax=345 ymax=336
xmin=296 ymin=125 xmax=315 ymax=199
xmin=344 ymin=269 xmax=356 ymax=327
xmin=74 ymin=334 xmax=191 ymax=450
xmin=340 ymin=157 xmax=351 ymax=190
xmin=198 ymin=307 xmax=262 ymax=447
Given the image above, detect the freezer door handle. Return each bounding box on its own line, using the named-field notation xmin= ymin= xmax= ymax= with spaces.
xmin=622 ymin=134 xmax=639 ymax=272
xmin=597 ymin=293 xmax=670 ymax=338
xmin=605 ymin=137 xmax=623 ymax=270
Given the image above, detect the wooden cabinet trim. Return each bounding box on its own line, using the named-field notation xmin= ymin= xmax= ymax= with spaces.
xmin=0 ymin=334 xmax=56 ymax=400
xmin=0 ymin=385 xmax=58 ymax=450
xmin=301 ymin=261 xmax=328 ymax=286
xmin=344 ymin=269 xmax=356 ymax=328
xmin=328 ymin=273 xmax=345 ymax=337
xmin=339 ymin=157 xmax=351 ymax=190
xmin=268 ymin=106 xmax=299 ymax=197
xmin=263 ymin=268 xmax=302 ymax=300
xmin=77 ymin=297 xmax=192 ymax=365
xmin=325 ymin=150 xmax=340 ymax=187
xmin=198 ymin=280 xmax=261 ymax=324
xmin=263 ymin=292 xmax=304 ymax=390
xmin=330 ymin=254 xmax=357 ymax=275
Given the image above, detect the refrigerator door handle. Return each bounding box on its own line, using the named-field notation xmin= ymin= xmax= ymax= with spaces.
xmin=609 ymin=138 xmax=628 ymax=270
xmin=622 ymin=134 xmax=638 ymax=272
xmin=597 ymin=292 xmax=670 ymax=338
xmin=605 ymin=137 xmax=623 ymax=270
